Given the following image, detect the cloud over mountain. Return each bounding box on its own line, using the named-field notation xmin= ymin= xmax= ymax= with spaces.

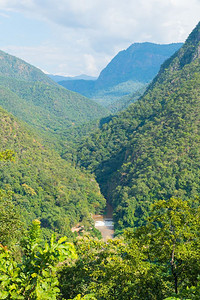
xmin=0 ymin=0 xmax=200 ymax=75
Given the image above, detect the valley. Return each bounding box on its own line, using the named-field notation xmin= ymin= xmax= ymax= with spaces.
xmin=0 ymin=19 xmax=200 ymax=300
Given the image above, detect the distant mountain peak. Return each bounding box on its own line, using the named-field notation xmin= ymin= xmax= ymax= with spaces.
xmin=48 ymin=74 xmax=97 ymax=83
xmin=96 ymin=42 xmax=183 ymax=88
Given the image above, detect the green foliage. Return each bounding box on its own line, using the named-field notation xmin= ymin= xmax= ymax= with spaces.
xmin=0 ymin=107 xmax=106 ymax=237
xmin=0 ymin=150 xmax=22 ymax=246
xmin=0 ymin=220 xmax=77 ymax=299
xmin=59 ymin=198 xmax=200 ymax=300
xmin=131 ymin=197 xmax=200 ymax=296
xmin=1 ymin=194 xmax=200 ymax=299
xmin=156 ymin=22 xmax=200 ymax=79
xmin=0 ymin=49 xmax=109 ymax=153
xmin=69 ymin=294 xmax=97 ymax=300
xmin=0 ymin=150 xmax=15 ymax=161
xmin=0 ymin=189 xmax=22 ymax=246
xmin=0 ymin=74 xmax=109 ymax=151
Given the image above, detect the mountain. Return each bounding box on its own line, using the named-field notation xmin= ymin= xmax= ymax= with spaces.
xmin=49 ymin=74 xmax=97 ymax=82
xmin=0 ymin=105 xmax=105 ymax=237
xmin=77 ymin=22 xmax=200 ymax=231
xmin=96 ymin=42 xmax=183 ymax=88
xmin=0 ymin=50 xmax=109 ymax=149
xmin=58 ymin=43 xmax=183 ymax=108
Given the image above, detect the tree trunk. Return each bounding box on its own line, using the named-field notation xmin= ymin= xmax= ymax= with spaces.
xmin=171 ymin=243 xmax=178 ymax=294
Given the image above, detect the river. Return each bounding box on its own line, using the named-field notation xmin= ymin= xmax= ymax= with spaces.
xmin=93 ymin=203 xmax=114 ymax=241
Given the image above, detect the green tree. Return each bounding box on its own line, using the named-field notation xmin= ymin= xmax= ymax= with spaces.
xmin=0 ymin=150 xmax=21 ymax=246
xmin=0 ymin=220 xmax=77 ymax=299
xmin=128 ymin=197 xmax=200 ymax=297
xmin=60 ymin=198 xmax=200 ymax=299
xmin=59 ymin=235 xmax=152 ymax=300
xmin=0 ymin=189 xmax=22 ymax=246
xmin=0 ymin=150 xmax=15 ymax=161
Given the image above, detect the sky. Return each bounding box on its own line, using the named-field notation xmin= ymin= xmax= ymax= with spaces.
xmin=0 ymin=0 xmax=199 ymax=77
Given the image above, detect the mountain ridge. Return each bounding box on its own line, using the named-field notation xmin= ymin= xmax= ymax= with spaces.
xmin=49 ymin=74 xmax=97 ymax=82
xmin=0 ymin=50 xmax=54 ymax=84
xmin=96 ymin=42 xmax=183 ymax=88
xmin=58 ymin=42 xmax=183 ymax=109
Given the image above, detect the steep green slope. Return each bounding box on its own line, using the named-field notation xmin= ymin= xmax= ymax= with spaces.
xmin=0 ymin=106 xmax=105 ymax=237
xmin=77 ymin=22 xmax=200 ymax=231
xmin=0 ymin=50 xmax=109 ymax=149
xmin=0 ymin=76 xmax=108 ymax=132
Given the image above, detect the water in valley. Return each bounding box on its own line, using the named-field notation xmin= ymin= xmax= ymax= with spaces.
xmin=93 ymin=203 xmax=114 ymax=241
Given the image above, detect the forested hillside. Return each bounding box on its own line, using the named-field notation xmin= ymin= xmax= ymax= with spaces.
xmin=0 ymin=106 xmax=106 ymax=238
xmin=0 ymin=51 xmax=109 ymax=150
xmin=77 ymin=22 xmax=200 ymax=232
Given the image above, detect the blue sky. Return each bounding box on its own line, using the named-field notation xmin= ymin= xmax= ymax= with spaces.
xmin=0 ymin=11 xmax=50 ymax=46
xmin=0 ymin=0 xmax=199 ymax=76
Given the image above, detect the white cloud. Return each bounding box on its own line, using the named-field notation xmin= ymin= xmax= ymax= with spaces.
xmin=1 ymin=43 xmax=111 ymax=76
xmin=0 ymin=0 xmax=199 ymax=75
